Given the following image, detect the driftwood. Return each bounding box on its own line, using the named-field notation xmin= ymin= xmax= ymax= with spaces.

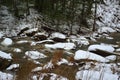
xmin=90 ymin=49 xmax=120 ymax=57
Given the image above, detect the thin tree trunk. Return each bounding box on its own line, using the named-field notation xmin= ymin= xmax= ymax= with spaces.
xmin=93 ymin=0 xmax=97 ymax=31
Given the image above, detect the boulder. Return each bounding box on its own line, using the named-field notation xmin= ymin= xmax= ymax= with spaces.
xmin=50 ymin=32 xmax=66 ymax=42
xmin=33 ymin=33 xmax=47 ymax=41
xmin=1 ymin=38 xmax=13 ymax=46
xmin=0 ymin=51 xmax=12 ymax=70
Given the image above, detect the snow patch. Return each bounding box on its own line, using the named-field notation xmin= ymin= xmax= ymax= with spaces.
xmin=13 ymin=48 xmax=22 ymax=53
xmin=25 ymin=51 xmax=47 ymax=59
xmin=6 ymin=64 xmax=19 ymax=70
xmin=0 ymin=71 xmax=13 ymax=80
xmin=50 ymin=32 xmax=66 ymax=39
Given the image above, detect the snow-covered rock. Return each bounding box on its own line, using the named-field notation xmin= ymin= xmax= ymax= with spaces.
xmin=105 ymin=55 xmax=116 ymax=61
xmin=0 ymin=71 xmax=13 ymax=80
xmin=45 ymin=43 xmax=76 ymax=50
xmin=13 ymin=48 xmax=22 ymax=53
xmin=33 ymin=32 xmax=48 ymax=41
xmin=25 ymin=51 xmax=47 ymax=59
xmin=6 ymin=64 xmax=19 ymax=70
xmin=76 ymin=70 xmax=118 ymax=80
xmin=98 ymin=27 xmax=116 ymax=33
xmin=0 ymin=51 xmax=12 ymax=59
xmin=1 ymin=38 xmax=13 ymax=46
xmin=74 ymin=50 xmax=109 ymax=62
xmin=50 ymin=32 xmax=66 ymax=42
xmin=88 ymin=44 xmax=115 ymax=53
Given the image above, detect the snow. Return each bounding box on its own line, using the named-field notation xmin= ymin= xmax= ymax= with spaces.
xmin=116 ymin=48 xmax=120 ymax=52
xmin=105 ymin=55 xmax=116 ymax=61
xmin=43 ymin=61 xmax=54 ymax=69
xmin=25 ymin=51 xmax=47 ymax=59
xmin=6 ymin=64 xmax=19 ymax=70
xmin=0 ymin=32 xmax=4 ymax=38
xmin=57 ymin=58 xmax=69 ymax=65
xmin=96 ymin=0 xmax=120 ymax=28
xmin=45 ymin=43 xmax=76 ymax=50
xmin=88 ymin=44 xmax=115 ymax=53
xmin=0 ymin=51 xmax=12 ymax=59
xmin=1 ymin=38 xmax=13 ymax=46
xmin=76 ymin=70 xmax=118 ymax=80
xmin=98 ymin=27 xmax=116 ymax=33
xmin=32 ymin=67 xmax=42 ymax=72
xmin=74 ymin=50 xmax=109 ymax=62
xmin=50 ymin=32 xmax=66 ymax=39
xmin=16 ymin=40 xmax=29 ymax=44
xmin=0 ymin=71 xmax=13 ymax=80
xmin=25 ymin=28 xmax=38 ymax=33
xmin=70 ymin=36 xmax=89 ymax=46
xmin=13 ymin=48 xmax=22 ymax=53
xmin=31 ymin=40 xmax=54 ymax=46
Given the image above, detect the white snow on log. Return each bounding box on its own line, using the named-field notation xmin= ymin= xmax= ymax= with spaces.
xmin=45 ymin=43 xmax=75 ymax=50
xmin=98 ymin=27 xmax=116 ymax=33
xmin=13 ymin=48 xmax=22 ymax=53
xmin=116 ymin=48 xmax=120 ymax=52
xmin=74 ymin=50 xmax=109 ymax=62
xmin=0 ymin=71 xmax=13 ymax=80
xmin=88 ymin=44 xmax=115 ymax=53
xmin=31 ymin=40 xmax=54 ymax=46
xmin=16 ymin=40 xmax=29 ymax=44
xmin=6 ymin=64 xmax=19 ymax=70
xmin=25 ymin=51 xmax=47 ymax=59
xmin=0 ymin=51 xmax=12 ymax=59
xmin=50 ymin=32 xmax=66 ymax=39
xmin=76 ymin=70 xmax=118 ymax=80
xmin=1 ymin=38 xmax=13 ymax=46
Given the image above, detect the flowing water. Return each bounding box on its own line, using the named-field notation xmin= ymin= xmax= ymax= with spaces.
xmin=0 ymin=32 xmax=120 ymax=80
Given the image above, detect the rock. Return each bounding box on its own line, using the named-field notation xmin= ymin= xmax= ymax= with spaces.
xmin=88 ymin=44 xmax=115 ymax=53
xmin=33 ymin=32 xmax=47 ymax=41
xmin=50 ymin=32 xmax=66 ymax=42
xmin=1 ymin=38 xmax=13 ymax=46
xmin=0 ymin=51 xmax=12 ymax=70
xmin=74 ymin=50 xmax=109 ymax=62
xmin=25 ymin=28 xmax=38 ymax=37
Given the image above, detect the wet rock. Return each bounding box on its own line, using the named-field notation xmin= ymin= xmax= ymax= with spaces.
xmin=0 ymin=58 xmax=12 ymax=70
xmin=33 ymin=32 xmax=47 ymax=41
xmin=0 ymin=51 xmax=12 ymax=70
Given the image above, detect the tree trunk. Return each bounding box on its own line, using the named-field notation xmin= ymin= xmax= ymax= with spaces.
xmin=93 ymin=0 xmax=97 ymax=31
